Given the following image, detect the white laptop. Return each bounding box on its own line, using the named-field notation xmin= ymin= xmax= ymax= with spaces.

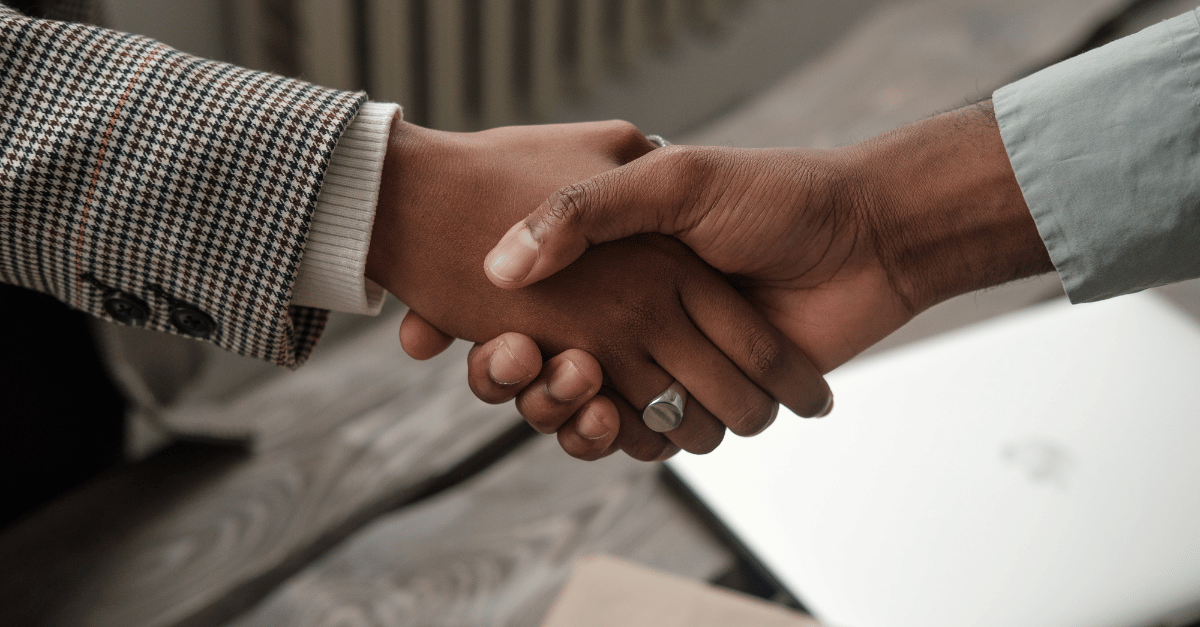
xmin=668 ymin=292 xmax=1200 ymax=627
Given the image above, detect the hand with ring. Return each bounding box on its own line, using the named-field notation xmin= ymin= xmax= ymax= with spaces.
xmin=373 ymin=120 xmax=832 ymax=462
xmin=403 ymin=101 xmax=1052 ymax=462
xmin=642 ymin=380 xmax=688 ymax=433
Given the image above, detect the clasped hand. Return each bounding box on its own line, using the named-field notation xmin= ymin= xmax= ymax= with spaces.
xmin=365 ymin=119 xmax=830 ymax=461
xmin=375 ymin=102 xmax=1036 ymax=462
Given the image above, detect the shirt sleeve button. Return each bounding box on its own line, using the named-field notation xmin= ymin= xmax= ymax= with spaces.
xmin=169 ymin=304 xmax=216 ymax=338
xmin=103 ymin=293 xmax=150 ymax=325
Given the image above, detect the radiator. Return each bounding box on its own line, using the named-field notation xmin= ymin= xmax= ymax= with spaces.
xmin=230 ymin=0 xmax=743 ymax=131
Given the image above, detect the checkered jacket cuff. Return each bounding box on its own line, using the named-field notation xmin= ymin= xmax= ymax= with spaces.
xmin=292 ymin=102 xmax=399 ymax=315
xmin=0 ymin=7 xmax=366 ymax=368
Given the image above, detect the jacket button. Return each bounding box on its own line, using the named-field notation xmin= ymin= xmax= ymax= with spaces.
xmin=169 ymin=304 xmax=216 ymax=338
xmin=103 ymin=293 xmax=149 ymax=325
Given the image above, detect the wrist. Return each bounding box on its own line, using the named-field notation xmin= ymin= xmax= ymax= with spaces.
xmin=852 ymin=101 xmax=1053 ymax=313
xmin=365 ymin=118 xmax=443 ymax=293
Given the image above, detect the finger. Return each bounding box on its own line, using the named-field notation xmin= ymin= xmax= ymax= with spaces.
xmin=484 ymin=147 xmax=696 ymax=289
xmin=465 ymin=333 xmax=542 ymax=404
xmin=399 ymin=309 xmax=455 ymax=360
xmin=649 ymin=317 xmax=778 ymax=439
xmin=681 ymin=270 xmax=834 ymax=421
xmin=555 ymin=395 xmax=620 ymax=461
xmin=587 ymin=119 xmax=660 ymax=165
xmin=604 ymin=358 xmax=726 ymax=456
xmin=514 ymin=349 xmax=604 ymax=434
xmin=604 ymin=389 xmax=681 ymax=462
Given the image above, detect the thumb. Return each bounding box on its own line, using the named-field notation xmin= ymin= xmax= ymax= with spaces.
xmin=484 ymin=148 xmax=693 ymax=289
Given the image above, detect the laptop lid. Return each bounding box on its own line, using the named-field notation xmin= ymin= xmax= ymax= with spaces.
xmin=668 ymin=292 xmax=1200 ymax=627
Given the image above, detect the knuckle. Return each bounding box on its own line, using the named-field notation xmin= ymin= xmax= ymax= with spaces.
xmin=597 ymin=119 xmax=644 ymax=144
xmin=605 ymin=120 xmax=660 ymax=164
xmin=645 ymin=146 xmax=726 ymax=227
xmin=665 ymin=145 xmax=720 ymax=180
xmin=605 ymin=119 xmax=644 ymax=143
xmin=742 ymin=325 xmax=785 ymax=381
xmin=540 ymin=181 xmax=593 ymax=230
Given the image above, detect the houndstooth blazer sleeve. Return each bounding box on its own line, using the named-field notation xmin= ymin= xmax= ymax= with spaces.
xmin=0 ymin=5 xmax=367 ymax=367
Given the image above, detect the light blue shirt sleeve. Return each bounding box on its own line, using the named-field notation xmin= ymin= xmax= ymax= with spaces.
xmin=993 ymin=9 xmax=1200 ymax=303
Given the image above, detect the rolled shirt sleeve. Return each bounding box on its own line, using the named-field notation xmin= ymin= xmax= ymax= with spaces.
xmin=993 ymin=8 xmax=1200 ymax=303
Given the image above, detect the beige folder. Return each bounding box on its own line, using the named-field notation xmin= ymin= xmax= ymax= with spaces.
xmin=541 ymin=554 xmax=818 ymax=627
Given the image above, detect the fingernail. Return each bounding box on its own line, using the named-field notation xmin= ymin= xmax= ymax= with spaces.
xmin=816 ymin=395 xmax=834 ymax=418
xmin=488 ymin=340 xmax=533 ymax=385
xmin=487 ymin=223 xmax=539 ymax=283
xmin=576 ymin=411 xmax=610 ymax=440
xmin=547 ymin=359 xmax=591 ymax=402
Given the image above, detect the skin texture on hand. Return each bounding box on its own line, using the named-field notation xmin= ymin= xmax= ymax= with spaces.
xmin=367 ymin=119 xmax=831 ymax=461
xmin=449 ymin=101 xmax=1054 ymax=458
xmin=401 ymin=314 xmax=626 ymax=458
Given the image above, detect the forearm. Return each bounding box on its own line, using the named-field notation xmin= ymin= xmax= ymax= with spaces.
xmin=852 ymin=101 xmax=1053 ymax=314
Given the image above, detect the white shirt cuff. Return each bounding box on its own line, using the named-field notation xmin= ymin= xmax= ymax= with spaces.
xmin=292 ymin=101 xmax=401 ymax=314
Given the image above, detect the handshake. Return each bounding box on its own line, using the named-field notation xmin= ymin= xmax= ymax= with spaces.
xmin=364 ymin=100 xmax=1052 ymax=462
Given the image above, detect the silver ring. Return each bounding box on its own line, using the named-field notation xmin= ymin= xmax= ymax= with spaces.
xmin=642 ymin=380 xmax=688 ymax=432
xmin=645 ymin=134 xmax=671 ymax=148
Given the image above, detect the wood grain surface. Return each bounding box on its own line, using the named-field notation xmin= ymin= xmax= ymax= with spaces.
xmin=223 ymin=436 xmax=731 ymax=627
xmin=0 ymin=311 xmax=529 ymax=627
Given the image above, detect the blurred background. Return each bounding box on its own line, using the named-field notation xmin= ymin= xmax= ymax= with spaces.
xmin=104 ymin=0 xmax=880 ymax=137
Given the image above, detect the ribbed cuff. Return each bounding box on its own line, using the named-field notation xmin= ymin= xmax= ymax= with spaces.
xmin=292 ymin=101 xmax=400 ymax=314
